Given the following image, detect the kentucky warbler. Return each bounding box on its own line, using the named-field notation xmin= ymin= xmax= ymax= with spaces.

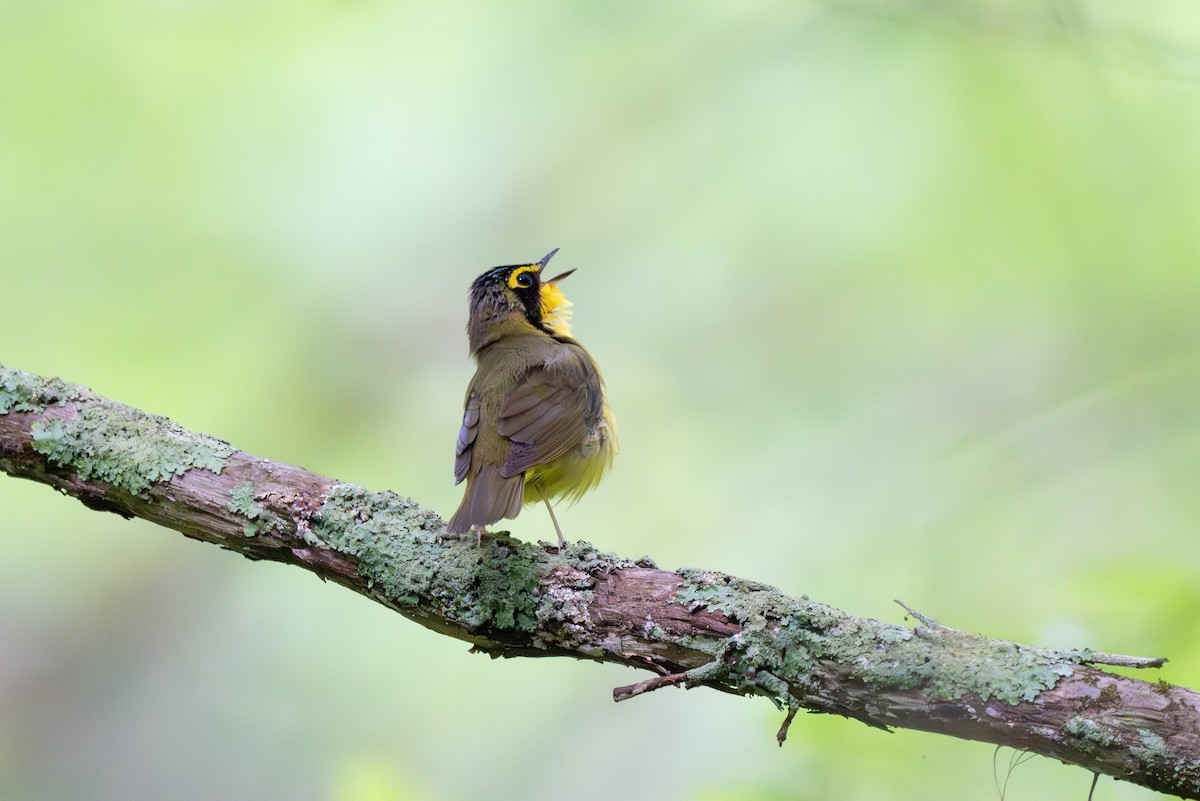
xmin=446 ymin=249 xmax=616 ymax=546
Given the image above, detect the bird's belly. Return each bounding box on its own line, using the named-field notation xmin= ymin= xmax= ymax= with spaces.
xmin=522 ymin=415 xmax=615 ymax=505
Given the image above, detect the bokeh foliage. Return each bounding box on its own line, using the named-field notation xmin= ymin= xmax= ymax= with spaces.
xmin=2 ymin=2 xmax=1199 ymax=800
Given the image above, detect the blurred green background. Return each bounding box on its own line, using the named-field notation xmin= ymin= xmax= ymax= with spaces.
xmin=3 ymin=1 xmax=1200 ymax=799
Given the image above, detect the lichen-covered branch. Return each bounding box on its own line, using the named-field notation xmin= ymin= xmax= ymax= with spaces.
xmin=2 ymin=365 xmax=1198 ymax=798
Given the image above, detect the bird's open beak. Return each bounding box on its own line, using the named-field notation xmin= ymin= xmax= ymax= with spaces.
xmin=538 ymin=248 xmax=560 ymax=269
xmin=537 ymin=247 xmax=575 ymax=283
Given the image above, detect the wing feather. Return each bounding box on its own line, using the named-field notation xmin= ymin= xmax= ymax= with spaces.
xmin=497 ymin=357 xmax=596 ymax=478
xmin=454 ymin=392 xmax=481 ymax=484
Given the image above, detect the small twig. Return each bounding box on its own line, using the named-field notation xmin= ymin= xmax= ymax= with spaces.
xmin=776 ymin=706 xmax=799 ymax=746
xmin=894 ymin=599 xmax=940 ymax=628
xmin=896 ymin=600 xmax=1167 ymax=670
xmin=613 ymin=672 xmax=689 ymax=702
xmin=613 ymin=662 xmax=731 ymax=702
xmin=1087 ymin=772 xmax=1100 ymax=801
xmin=1082 ymin=651 xmax=1167 ymax=669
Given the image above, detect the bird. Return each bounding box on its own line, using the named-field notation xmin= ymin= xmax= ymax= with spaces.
xmin=446 ymin=249 xmax=616 ymax=547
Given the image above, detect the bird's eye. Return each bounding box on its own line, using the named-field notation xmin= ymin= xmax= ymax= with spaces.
xmin=506 ymin=266 xmax=539 ymax=291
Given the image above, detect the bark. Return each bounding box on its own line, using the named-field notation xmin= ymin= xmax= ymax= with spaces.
xmin=1 ymin=365 xmax=1198 ymax=797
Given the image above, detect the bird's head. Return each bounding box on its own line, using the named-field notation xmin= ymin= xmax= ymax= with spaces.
xmin=467 ymin=248 xmax=575 ymax=352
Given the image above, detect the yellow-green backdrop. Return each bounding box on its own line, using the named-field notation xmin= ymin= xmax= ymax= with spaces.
xmin=3 ymin=3 xmax=1199 ymax=800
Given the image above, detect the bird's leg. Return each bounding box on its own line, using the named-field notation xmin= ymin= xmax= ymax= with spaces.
xmin=539 ymin=488 xmax=566 ymax=549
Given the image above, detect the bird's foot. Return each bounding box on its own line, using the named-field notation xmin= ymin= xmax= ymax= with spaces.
xmin=437 ymin=525 xmax=491 ymax=548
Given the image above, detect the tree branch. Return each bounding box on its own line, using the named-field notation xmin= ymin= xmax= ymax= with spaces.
xmin=2 ymin=365 xmax=1197 ymax=797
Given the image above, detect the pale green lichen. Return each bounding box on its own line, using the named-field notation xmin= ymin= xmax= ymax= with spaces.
xmin=29 ymin=405 xmax=233 ymax=497
xmin=311 ymin=484 xmax=548 ymax=631
xmin=309 ymin=484 xmax=638 ymax=635
xmin=1064 ymin=715 xmax=1119 ymax=747
xmin=4 ymin=366 xmax=232 ymax=497
xmin=1134 ymin=728 xmax=1169 ymax=759
xmin=1128 ymin=728 xmax=1200 ymax=790
xmin=902 ymin=636 xmax=1075 ymax=703
xmin=673 ymin=568 xmax=790 ymax=616
xmin=228 ymin=481 xmax=274 ymax=537
xmin=310 ymin=484 xmax=446 ymax=608
xmin=668 ymin=568 xmax=1081 ymax=707
xmin=0 ymin=367 xmax=83 ymax=415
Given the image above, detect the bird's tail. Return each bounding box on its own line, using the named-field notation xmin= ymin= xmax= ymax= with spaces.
xmin=445 ymin=467 xmax=524 ymax=533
